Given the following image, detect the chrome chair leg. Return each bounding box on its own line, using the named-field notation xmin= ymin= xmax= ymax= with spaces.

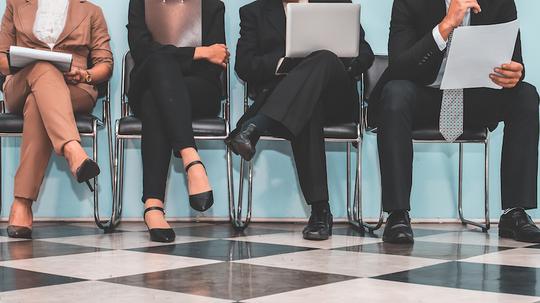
xmin=457 ymin=142 xmax=490 ymax=232
xmin=0 ymin=137 xmax=2 ymax=219
xmin=230 ymin=158 xmax=253 ymax=231
xmin=346 ymin=143 xmax=362 ymax=231
xmin=352 ymin=140 xmax=384 ymax=233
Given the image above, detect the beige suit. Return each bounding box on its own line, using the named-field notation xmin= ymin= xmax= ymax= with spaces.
xmin=0 ymin=0 xmax=113 ymax=200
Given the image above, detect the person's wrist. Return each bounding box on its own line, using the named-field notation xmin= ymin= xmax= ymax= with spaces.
xmin=439 ymin=18 xmax=455 ymax=39
xmin=194 ymin=46 xmax=207 ymax=60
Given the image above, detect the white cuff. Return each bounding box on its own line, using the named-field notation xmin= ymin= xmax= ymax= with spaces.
xmin=432 ymin=25 xmax=448 ymax=51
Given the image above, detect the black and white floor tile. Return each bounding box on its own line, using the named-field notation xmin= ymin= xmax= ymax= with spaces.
xmin=0 ymin=222 xmax=539 ymax=302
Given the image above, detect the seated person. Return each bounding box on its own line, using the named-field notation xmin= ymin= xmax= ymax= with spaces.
xmin=0 ymin=0 xmax=113 ymax=239
xmin=127 ymin=0 xmax=228 ymax=243
xmin=369 ymin=0 xmax=540 ymax=244
xmin=226 ymin=0 xmax=374 ymax=240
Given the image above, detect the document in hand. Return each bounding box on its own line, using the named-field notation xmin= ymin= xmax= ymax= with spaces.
xmin=9 ymin=46 xmax=73 ymax=73
xmin=440 ymin=20 xmax=520 ymax=90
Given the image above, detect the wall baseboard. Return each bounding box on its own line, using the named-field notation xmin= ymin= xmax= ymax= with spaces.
xmin=1 ymin=217 xmax=539 ymax=224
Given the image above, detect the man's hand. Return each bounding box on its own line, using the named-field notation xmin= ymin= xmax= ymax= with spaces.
xmin=439 ymin=0 xmax=481 ymax=40
xmin=194 ymin=44 xmax=230 ymax=69
xmin=490 ymin=61 xmax=523 ymax=89
xmin=64 ymin=67 xmax=88 ymax=85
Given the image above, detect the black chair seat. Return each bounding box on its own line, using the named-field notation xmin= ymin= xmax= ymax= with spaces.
xmin=118 ymin=115 xmax=227 ymax=137
xmin=412 ymin=126 xmax=488 ymax=141
xmin=324 ymin=122 xmax=358 ymax=139
xmin=0 ymin=113 xmax=97 ymax=134
xmin=368 ymin=125 xmax=488 ymax=141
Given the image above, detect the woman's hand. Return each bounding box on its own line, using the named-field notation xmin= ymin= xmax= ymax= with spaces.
xmin=64 ymin=67 xmax=89 ymax=85
xmin=194 ymin=44 xmax=230 ymax=68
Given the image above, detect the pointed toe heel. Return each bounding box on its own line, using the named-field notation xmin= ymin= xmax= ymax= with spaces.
xmin=185 ymin=160 xmax=214 ymax=212
xmin=189 ymin=191 xmax=214 ymax=212
xmin=76 ymin=159 xmax=100 ymax=191
xmin=7 ymin=226 xmax=32 ymax=239
xmin=144 ymin=206 xmax=176 ymax=243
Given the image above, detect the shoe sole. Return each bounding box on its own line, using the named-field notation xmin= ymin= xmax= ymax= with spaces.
xmin=383 ymin=235 xmax=414 ymax=244
xmin=225 ymin=137 xmax=255 ymax=161
xmin=499 ymin=228 xmax=540 ymax=243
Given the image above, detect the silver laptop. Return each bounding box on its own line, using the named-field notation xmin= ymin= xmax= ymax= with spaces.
xmin=277 ymin=3 xmax=361 ymax=74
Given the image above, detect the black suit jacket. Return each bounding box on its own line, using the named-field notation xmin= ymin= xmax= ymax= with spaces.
xmin=369 ymin=0 xmax=524 ymax=125
xmin=126 ymin=0 xmax=225 ymax=109
xmin=234 ymin=0 xmax=374 ymax=127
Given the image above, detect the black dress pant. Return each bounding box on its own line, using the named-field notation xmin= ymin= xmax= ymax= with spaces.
xmin=133 ymin=53 xmax=221 ymax=203
xmin=258 ymin=50 xmax=358 ymax=204
xmin=377 ymin=80 xmax=540 ymax=212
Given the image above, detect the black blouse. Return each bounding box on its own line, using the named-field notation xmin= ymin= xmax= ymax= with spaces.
xmin=126 ymin=0 xmax=225 ymax=104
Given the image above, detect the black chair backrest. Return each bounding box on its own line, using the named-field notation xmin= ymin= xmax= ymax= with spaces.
xmin=364 ymin=55 xmax=389 ymax=101
xmin=122 ymin=51 xmax=228 ymax=102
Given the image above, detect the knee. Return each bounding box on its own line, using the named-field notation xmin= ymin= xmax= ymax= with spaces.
xmin=379 ymin=80 xmax=417 ymax=114
xmin=145 ymin=53 xmax=179 ymax=73
xmin=309 ymin=50 xmax=340 ymax=65
xmin=28 ymin=61 xmax=62 ymax=78
xmin=515 ymin=82 xmax=539 ymax=111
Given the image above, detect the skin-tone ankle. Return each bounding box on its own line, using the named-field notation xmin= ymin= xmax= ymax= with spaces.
xmin=144 ymin=199 xmax=171 ymax=229
xmin=63 ymin=141 xmax=90 ymax=175
xmin=180 ymin=148 xmax=212 ymax=195
xmin=8 ymin=197 xmax=34 ymax=228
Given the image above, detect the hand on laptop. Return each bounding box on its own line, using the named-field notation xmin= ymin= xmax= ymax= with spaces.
xmin=490 ymin=61 xmax=523 ymax=88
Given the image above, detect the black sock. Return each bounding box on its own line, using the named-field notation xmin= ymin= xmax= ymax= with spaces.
xmin=242 ymin=114 xmax=278 ymax=132
xmin=311 ymin=201 xmax=330 ymax=214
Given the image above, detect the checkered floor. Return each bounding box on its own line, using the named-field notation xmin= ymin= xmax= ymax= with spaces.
xmin=1 ymin=222 xmax=539 ymax=303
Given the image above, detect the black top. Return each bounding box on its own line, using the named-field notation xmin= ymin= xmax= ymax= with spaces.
xmin=235 ymin=0 xmax=375 ymax=95
xmin=369 ymin=0 xmax=524 ymax=122
xmin=127 ymin=0 xmax=225 ymax=105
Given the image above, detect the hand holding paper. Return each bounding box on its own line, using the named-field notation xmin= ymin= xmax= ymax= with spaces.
xmin=490 ymin=61 xmax=523 ymax=89
xmin=440 ymin=20 xmax=520 ymax=90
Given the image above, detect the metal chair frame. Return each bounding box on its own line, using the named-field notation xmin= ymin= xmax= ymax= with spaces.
xmin=230 ymin=83 xmax=374 ymax=231
xmin=114 ymin=52 xmax=234 ymax=225
xmin=357 ymin=61 xmax=491 ymax=233
xmin=0 ymin=82 xmax=117 ymax=231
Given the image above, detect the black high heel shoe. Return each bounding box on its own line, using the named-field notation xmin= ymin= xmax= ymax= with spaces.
xmin=185 ymin=160 xmax=214 ymax=212
xmin=144 ymin=206 xmax=176 ymax=243
xmin=75 ymin=158 xmax=100 ymax=192
xmin=7 ymin=225 xmax=32 ymax=239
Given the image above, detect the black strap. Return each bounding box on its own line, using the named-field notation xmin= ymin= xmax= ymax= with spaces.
xmin=144 ymin=206 xmax=165 ymax=216
xmin=185 ymin=160 xmax=205 ymax=173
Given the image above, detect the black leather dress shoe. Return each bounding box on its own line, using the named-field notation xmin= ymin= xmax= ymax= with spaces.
xmin=499 ymin=208 xmax=540 ymax=243
xmin=303 ymin=209 xmax=333 ymax=241
xmin=383 ymin=210 xmax=414 ymax=244
xmin=224 ymin=124 xmax=259 ymax=161
xmin=7 ymin=225 xmax=32 ymax=239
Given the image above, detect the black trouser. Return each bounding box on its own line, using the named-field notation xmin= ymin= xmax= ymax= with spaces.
xmin=135 ymin=53 xmax=221 ymax=203
xmin=258 ymin=50 xmax=358 ymax=204
xmin=377 ymin=80 xmax=540 ymax=212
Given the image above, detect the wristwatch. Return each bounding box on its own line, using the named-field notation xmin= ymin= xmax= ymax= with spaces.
xmin=84 ymin=70 xmax=93 ymax=84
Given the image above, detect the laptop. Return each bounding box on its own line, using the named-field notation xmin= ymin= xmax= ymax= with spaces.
xmin=276 ymin=3 xmax=361 ymax=75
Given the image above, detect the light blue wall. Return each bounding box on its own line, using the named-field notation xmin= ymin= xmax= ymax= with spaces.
xmin=0 ymin=0 xmax=539 ymax=221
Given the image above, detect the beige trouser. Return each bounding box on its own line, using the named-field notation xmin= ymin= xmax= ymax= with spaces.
xmin=3 ymin=62 xmax=95 ymax=201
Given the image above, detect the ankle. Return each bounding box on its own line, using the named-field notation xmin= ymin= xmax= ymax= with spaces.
xmin=311 ymin=201 xmax=330 ymax=215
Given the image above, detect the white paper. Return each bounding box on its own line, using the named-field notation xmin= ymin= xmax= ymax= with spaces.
xmin=9 ymin=46 xmax=72 ymax=73
xmin=440 ymin=20 xmax=520 ymax=90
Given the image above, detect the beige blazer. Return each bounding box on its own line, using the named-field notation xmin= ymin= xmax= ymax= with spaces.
xmin=0 ymin=0 xmax=113 ymax=100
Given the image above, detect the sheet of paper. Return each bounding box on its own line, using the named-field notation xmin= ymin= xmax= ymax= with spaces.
xmin=440 ymin=20 xmax=520 ymax=90
xmin=9 ymin=46 xmax=73 ymax=72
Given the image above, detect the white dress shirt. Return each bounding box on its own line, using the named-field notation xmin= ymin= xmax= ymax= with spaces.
xmin=430 ymin=0 xmax=471 ymax=87
xmin=33 ymin=0 xmax=70 ymax=49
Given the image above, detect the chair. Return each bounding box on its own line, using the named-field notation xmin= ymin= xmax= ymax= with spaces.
xmin=358 ymin=55 xmax=491 ymax=232
xmin=229 ymin=82 xmax=367 ymax=231
xmin=114 ymin=52 xmax=234 ymax=223
xmin=0 ymin=81 xmax=117 ymax=231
